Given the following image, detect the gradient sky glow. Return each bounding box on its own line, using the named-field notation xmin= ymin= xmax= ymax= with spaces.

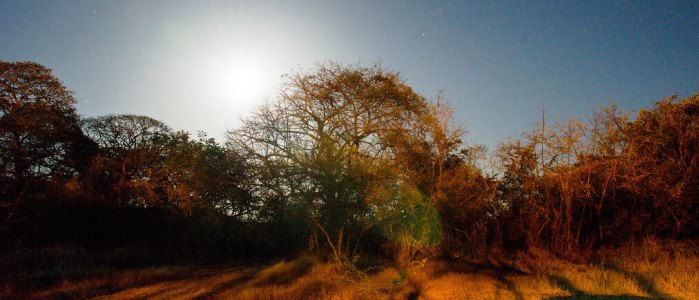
xmin=1 ymin=0 xmax=698 ymax=149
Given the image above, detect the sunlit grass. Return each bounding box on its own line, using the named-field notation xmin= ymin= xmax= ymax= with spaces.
xmin=4 ymin=239 xmax=697 ymax=300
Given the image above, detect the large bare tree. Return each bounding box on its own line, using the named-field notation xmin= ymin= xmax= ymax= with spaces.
xmin=229 ymin=62 xmax=447 ymax=261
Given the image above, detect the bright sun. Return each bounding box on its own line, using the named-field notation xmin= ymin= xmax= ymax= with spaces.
xmin=206 ymin=57 xmax=268 ymax=106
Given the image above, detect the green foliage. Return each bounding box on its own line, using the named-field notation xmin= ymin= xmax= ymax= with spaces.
xmin=377 ymin=183 xmax=441 ymax=260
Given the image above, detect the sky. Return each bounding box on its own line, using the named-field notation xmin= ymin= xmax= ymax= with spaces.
xmin=1 ymin=0 xmax=698 ymax=149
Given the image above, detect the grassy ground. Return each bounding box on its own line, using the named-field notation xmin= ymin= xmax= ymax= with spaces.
xmin=2 ymin=239 xmax=697 ymax=299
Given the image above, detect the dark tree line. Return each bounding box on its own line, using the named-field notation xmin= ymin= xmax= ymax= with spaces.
xmin=1 ymin=60 xmax=697 ymax=264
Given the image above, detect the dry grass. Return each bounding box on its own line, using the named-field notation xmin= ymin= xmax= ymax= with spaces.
xmin=24 ymin=266 xmax=195 ymax=299
xmin=4 ymin=239 xmax=697 ymax=300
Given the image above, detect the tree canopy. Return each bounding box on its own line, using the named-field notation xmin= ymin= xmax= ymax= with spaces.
xmin=1 ymin=60 xmax=697 ymax=263
xmin=1 ymin=61 xmax=93 ymax=235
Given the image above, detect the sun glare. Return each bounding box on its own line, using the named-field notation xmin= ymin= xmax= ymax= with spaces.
xmin=206 ymin=57 xmax=268 ymax=107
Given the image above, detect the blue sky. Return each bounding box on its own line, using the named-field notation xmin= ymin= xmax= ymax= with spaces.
xmin=1 ymin=0 xmax=697 ymax=149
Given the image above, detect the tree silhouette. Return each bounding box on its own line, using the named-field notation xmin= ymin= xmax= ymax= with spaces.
xmin=82 ymin=114 xmax=173 ymax=207
xmin=0 ymin=61 xmax=94 ymax=236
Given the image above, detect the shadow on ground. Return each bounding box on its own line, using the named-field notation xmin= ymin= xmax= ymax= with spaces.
xmin=424 ymin=259 xmax=528 ymax=300
xmin=28 ymin=258 xmax=688 ymax=300
xmin=546 ymin=275 xmax=658 ymax=300
xmin=603 ymin=263 xmax=672 ymax=300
